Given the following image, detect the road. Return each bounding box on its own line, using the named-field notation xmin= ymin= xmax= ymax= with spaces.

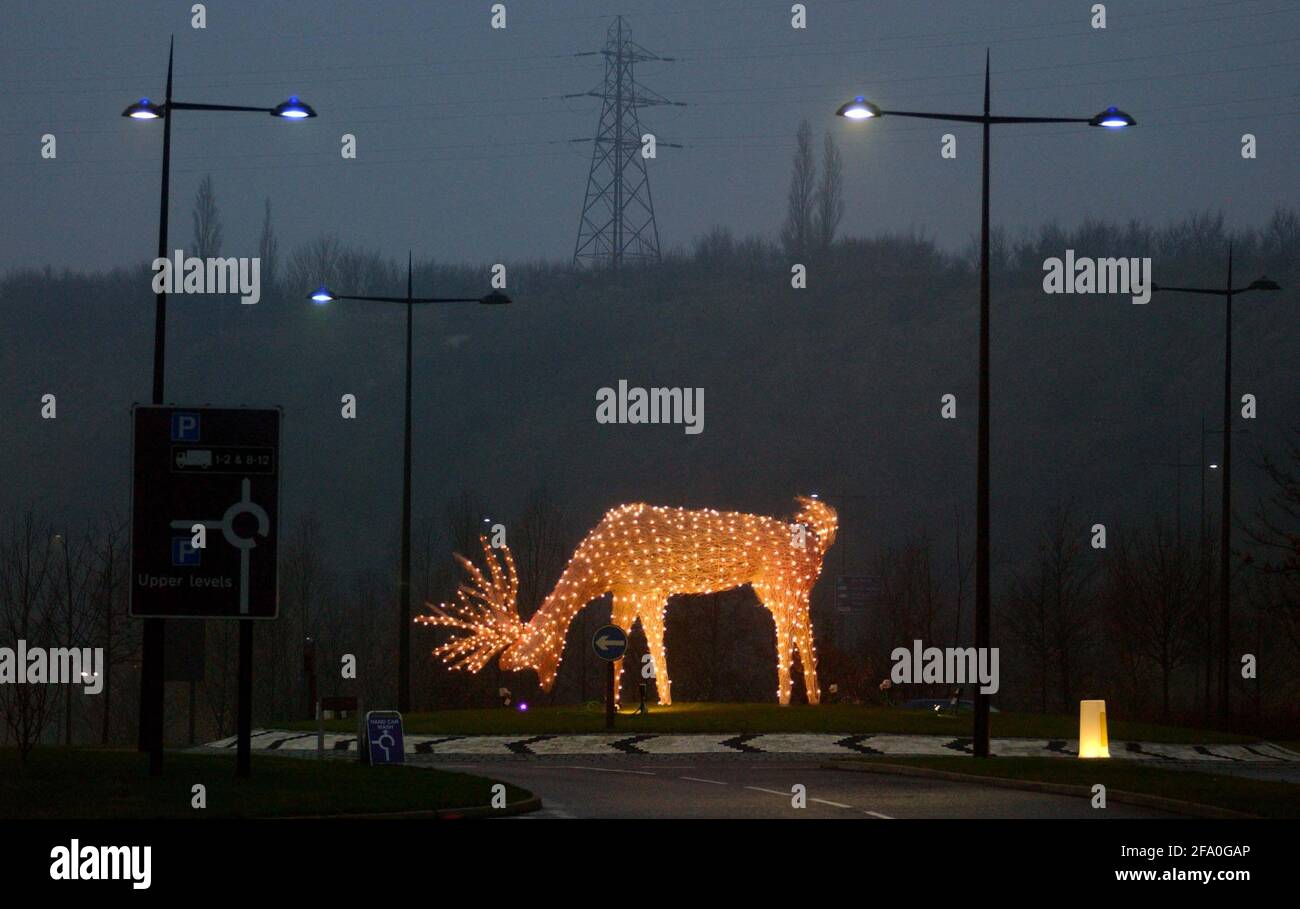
xmin=427 ymin=757 xmax=1178 ymax=819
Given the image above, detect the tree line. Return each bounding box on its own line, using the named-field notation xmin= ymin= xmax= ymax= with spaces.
xmin=2 ymin=156 xmax=1297 ymax=752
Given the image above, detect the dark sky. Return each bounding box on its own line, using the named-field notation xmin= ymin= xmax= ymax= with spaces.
xmin=3 ymin=0 xmax=1298 ymax=274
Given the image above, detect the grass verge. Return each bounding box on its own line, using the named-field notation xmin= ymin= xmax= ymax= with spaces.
xmin=0 ymin=747 xmax=532 ymax=819
xmin=831 ymin=755 xmax=1299 ymax=819
xmin=286 ymin=701 xmax=1256 ymax=743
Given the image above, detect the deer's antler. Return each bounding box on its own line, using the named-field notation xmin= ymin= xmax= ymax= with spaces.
xmin=416 ymin=536 xmax=524 ymax=673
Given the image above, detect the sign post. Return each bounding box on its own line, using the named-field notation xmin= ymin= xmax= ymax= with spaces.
xmin=130 ymin=405 xmax=281 ymax=776
xmin=591 ymin=624 xmax=628 ymax=730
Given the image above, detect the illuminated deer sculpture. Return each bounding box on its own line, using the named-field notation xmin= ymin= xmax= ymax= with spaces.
xmin=416 ymin=497 xmax=836 ymax=705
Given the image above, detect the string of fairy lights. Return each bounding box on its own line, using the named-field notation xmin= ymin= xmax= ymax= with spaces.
xmin=415 ymin=497 xmax=838 ymax=705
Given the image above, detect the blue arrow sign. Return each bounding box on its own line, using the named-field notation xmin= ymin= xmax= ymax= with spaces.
xmin=592 ymin=624 xmax=628 ymax=661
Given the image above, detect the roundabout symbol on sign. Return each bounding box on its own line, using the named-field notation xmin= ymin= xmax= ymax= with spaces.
xmin=171 ymin=477 xmax=270 ymax=614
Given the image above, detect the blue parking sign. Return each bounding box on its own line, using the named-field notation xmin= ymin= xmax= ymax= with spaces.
xmin=171 ymin=412 xmax=200 ymax=442
xmin=171 ymin=536 xmax=201 ymax=566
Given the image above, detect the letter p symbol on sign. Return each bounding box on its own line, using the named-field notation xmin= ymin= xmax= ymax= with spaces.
xmin=172 ymin=412 xmax=200 ymax=442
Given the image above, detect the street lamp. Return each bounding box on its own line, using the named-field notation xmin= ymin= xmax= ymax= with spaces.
xmin=308 ymin=253 xmax=510 ymax=713
xmin=1152 ymin=245 xmax=1281 ymax=727
xmin=123 ymin=36 xmax=317 ymax=778
xmin=837 ymin=51 xmax=1134 ymax=757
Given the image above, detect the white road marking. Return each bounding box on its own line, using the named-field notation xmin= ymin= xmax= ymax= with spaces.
xmin=811 ymin=797 xmax=853 ymax=809
xmin=739 ymin=787 xmax=887 ymax=815
xmin=561 ymin=764 xmax=656 ymax=775
xmin=679 ymin=776 xmax=728 ymax=785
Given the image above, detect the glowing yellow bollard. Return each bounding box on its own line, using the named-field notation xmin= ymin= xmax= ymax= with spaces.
xmin=1078 ymin=699 xmax=1110 ymax=758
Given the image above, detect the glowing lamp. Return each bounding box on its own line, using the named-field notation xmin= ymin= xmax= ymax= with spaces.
xmin=517 ymin=702 xmax=528 ymax=712
xmin=836 ymin=97 xmax=881 ymax=120
xmin=271 ymin=96 xmax=317 ymax=119
xmin=1078 ymin=699 xmax=1110 ymax=758
xmin=309 ymin=286 xmax=335 ymax=304
xmin=122 ymin=98 xmax=165 ymax=119
xmin=1088 ymin=107 xmax=1135 ymax=128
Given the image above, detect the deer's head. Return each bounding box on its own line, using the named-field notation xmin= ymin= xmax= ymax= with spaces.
xmin=499 ymin=615 xmax=562 ymax=692
xmin=416 ymin=537 xmax=561 ymax=690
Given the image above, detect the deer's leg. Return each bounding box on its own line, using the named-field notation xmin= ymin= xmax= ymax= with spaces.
xmin=755 ymin=584 xmax=794 ymax=706
xmin=792 ymin=606 xmax=821 ymax=705
xmin=770 ymin=605 xmax=796 ymax=706
xmin=609 ymin=593 xmax=638 ymax=709
xmin=638 ymin=599 xmax=671 ymax=706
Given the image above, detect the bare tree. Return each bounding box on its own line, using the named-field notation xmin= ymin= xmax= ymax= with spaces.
xmin=1195 ymin=521 xmax=1219 ymax=725
xmin=285 ymin=233 xmax=341 ymax=293
xmin=1005 ymin=558 xmax=1052 ymax=713
xmin=1246 ymin=428 xmax=1300 ymax=649
xmin=814 ymin=130 xmax=845 ymax=252
xmin=51 ymin=525 xmax=95 ymax=744
xmin=279 ymin=515 xmax=325 ymax=720
xmin=1005 ymin=504 xmax=1099 ymax=713
xmin=952 ymin=502 xmax=973 ymax=648
xmin=191 ymin=174 xmax=223 ymax=259
xmin=203 ymin=618 xmax=242 ymax=739
xmin=780 ymin=118 xmax=817 ymax=259
xmin=257 ymin=197 xmax=279 ymax=297
xmin=0 ymin=510 xmax=58 ymax=763
xmin=1243 ymin=428 xmax=1300 ymax=717
xmin=871 ymin=534 xmax=947 ymax=698
xmin=1105 ymin=520 xmax=1198 ymax=718
xmin=445 ymin=491 xmax=486 ymax=555
xmin=1043 ymin=505 xmax=1098 ymax=709
xmin=91 ymin=515 xmax=131 ymax=745
xmin=675 ymin=590 xmax=734 ymax=701
xmin=514 ymin=488 xmax=570 ymax=621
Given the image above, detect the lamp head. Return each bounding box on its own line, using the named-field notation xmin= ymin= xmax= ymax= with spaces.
xmin=478 ymin=290 xmax=511 ymax=305
xmin=836 ymin=97 xmax=881 ymax=120
xmin=272 ymin=96 xmax=316 ymax=119
xmin=1089 ymin=107 xmax=1136 ymax=128
xmin=122 ymin=98 xmax=165 ymax=119
xmin=309 ymin=286 xmax=335 ymax=304
xmin=1248 ymin=277 xmax=1281 ymax=291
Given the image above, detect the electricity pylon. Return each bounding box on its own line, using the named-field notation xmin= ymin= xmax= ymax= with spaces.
xmin=569 ymin=16 xmax=682 ymax=269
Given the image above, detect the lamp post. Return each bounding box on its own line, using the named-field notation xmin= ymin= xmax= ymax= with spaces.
xmin=837 ymin=52 xmax=1134 ymax=757
xmin=1151 ymin=245 xmax=1280 ymax=727
xmin=124 ymin=36 xmax=317 ymax=777
xmin=310 ymin=254 xmax=510 ymax=713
